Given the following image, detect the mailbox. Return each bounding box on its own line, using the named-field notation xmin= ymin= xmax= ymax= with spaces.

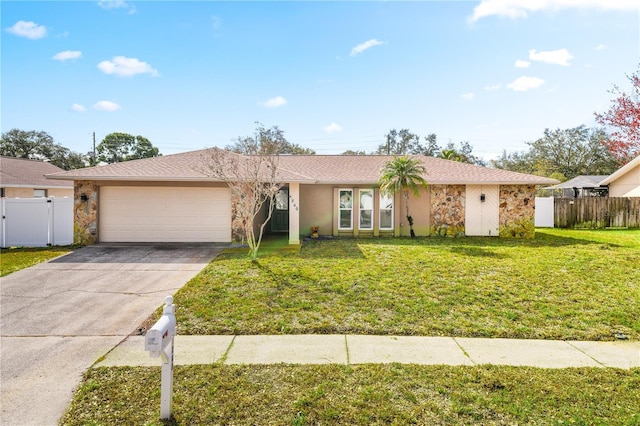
xmin=145 ymin=315 xmax=175 ymax=357
xmin=145 ymin=296 xmax=176 ymax=360
xmin=143 ymin=295 xmax=177 ymax=420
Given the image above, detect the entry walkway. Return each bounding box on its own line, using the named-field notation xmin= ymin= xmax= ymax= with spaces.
xmin=96 ymin=334 xmax=640 ymax=369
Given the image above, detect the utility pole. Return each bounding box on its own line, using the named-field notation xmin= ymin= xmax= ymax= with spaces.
xmin=92 ymin=132 xmax=96 ymax=165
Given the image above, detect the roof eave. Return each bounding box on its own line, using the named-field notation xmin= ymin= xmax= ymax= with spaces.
xmin=599 ymin=155 xmax=640 ymax=186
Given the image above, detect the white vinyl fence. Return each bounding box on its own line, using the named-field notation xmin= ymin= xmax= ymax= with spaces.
xmin=534 ymin=196 xmax=554 ymax=228
xmin=1 ymin=197 xmax=73 ymax=248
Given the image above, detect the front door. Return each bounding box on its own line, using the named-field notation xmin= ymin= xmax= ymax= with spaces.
xmin=271 ymin=188 xmax=289 ymax=232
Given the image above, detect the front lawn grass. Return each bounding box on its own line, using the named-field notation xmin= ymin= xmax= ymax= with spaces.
xmin=61 ymin=364 xmax=640 ymax=425
xmin=174 ymin=229 xmax=640 ymax=341
xmin=0 ymin=246 xmax=74 ymax=276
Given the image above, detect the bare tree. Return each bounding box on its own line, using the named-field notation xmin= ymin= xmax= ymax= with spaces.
xmin=204 ymin=126 xmax=285 ymax=260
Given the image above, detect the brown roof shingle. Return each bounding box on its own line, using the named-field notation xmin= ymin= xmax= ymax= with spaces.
xmin=1 ymin=156 xmax=73 ymax=188
xmin=46 ymin=149 xmax=559 ymax=185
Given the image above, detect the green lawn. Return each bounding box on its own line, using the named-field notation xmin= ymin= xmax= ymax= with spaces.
xmin=174 ymin=229 xmax=640 ymax=341
xmin=62 ymin=364 xmax=640 ymax=425
xmin=0 ymin=246 xmax=74 ymax=276
xmin=62 ymin=229 xmax=640 ymax=424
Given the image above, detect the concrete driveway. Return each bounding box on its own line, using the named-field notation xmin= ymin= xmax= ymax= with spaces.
xmin=0 ymin=243 xmax=221 ymax=426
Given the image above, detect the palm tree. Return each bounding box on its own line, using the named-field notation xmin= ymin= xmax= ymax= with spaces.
xmin=378 ymin=156 xmax=428 ymax=238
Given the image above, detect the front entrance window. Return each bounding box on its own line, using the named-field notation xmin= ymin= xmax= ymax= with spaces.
xmin=359 ymin=189 xmax=373 ymax=230
xmin=275 ymin=189 xmax=288 ymax=210
xmin=339 ymin=189 xmax=353 ymax=230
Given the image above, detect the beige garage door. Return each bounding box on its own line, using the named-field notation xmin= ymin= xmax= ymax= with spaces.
xmin=100 ymin=186 xmax=231 ymax=242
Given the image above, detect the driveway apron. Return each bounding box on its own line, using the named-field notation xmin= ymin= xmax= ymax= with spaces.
xmin=0 ymin=244 xmax=221 ymax=426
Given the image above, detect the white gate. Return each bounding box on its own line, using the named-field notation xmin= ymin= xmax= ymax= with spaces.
xmin=534 ymin=197 xmax=554 ymax=228
xmin=1 ymin=197 xmax=73 ymax=248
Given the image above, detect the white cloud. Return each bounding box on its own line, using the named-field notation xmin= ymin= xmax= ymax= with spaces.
xmin=485 ymin=84 xmax=502 ymax=91
xmin=461 ymin=93 xmax=475 ymax=100
xmin=93 ymin=100 xmax=121 ymax=111
xmin=6 ymin=20 xmax=47 ymax=39
xmin=97 ymin=56 xmax=159 ymax=77
xmin=323 ymin=122 xmax=343 ymax=133
xmin=596 ymin=43 xmax=607 ymax=50
xmin=262 ymin=96 xmax=287 ymax=108
xmin=350 ymin=39 xmax=384 ymax=57
xmin=469 ymin=0 xmax=639 ymax=22
xmin=98 ymin=0 xmax=136 ymax=14
xmin=529 ymin=48 xmax=574 ymax=66
xmin=71 ymin=104 xmax=86 ymax=112
xmin=514 ymin=59 xmax=530 ymax=68
xmin=507 ymin=76 xmax=545 ymax=92
xmin=53 ymin=50 xmax=82 ymax=61
xmin=211 ymin=15 xmax=222 ymax=31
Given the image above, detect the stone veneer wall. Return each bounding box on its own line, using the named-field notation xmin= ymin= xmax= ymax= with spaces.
xmin=74 ymin=180 xmax=98 ymax=245
xmin=430 ymin=184 xmax=465 ymax=237
xmin=499 ymin=184 xmax=536 ymax=238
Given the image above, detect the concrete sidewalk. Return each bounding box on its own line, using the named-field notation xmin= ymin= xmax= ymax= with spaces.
xmin=96 ymin=334 xmax=640 ymax=369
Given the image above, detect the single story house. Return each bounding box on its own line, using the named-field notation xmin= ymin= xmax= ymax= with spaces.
xmin=599 ymin=155 xmax=640 ymax=197
xmin=46 ymin=148 xmax=558 ymax=245
xmin=1 ymin=156 xmax=73 ymax=198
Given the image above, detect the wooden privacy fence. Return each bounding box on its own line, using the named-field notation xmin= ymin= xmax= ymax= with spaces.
xmin=554 ymin=197 xmax=640 ymax=229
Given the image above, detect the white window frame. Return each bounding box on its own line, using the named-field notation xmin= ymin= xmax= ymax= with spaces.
xmin=379 ymin=192 xmax=394 ymax=230
xmin=338 ymin=189 xmax=353 ymax=230
xmin=359 ymin=189 xmax=374 ymax=230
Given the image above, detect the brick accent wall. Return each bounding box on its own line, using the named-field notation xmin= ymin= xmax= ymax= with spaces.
xmin=430 ymin=184 xmax=465 ymax=237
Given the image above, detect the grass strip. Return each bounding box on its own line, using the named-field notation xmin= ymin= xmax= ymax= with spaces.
xmin=0 ymin=246 xmax=74 ymax=276
xmin=61 ymin=364 xmax=640 ymax=425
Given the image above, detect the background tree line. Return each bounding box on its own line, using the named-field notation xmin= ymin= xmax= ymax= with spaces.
xmin=0 ymin=130 xmax=162 ymax=170
xmin=2 ymin=65 xmax=637 ymax=179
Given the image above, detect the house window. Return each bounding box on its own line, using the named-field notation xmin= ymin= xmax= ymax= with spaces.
xmin=380 ymin=193 xmax=394 ymax=230
xmin=0 ymin=188 xmax=4 ymax=198
xmin=338 ymin=189 xmax=353 ymax=230
xmin=359 ymin=189 xmax=373 ymax=230
xmin=34 ymin=189 xmax=47 ymax=198
xmin=275 ymin=189 xmax=288 ymax=210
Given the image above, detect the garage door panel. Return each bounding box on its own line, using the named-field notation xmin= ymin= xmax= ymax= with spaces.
xmin=100 ymin=186 xmax=231 ymax=242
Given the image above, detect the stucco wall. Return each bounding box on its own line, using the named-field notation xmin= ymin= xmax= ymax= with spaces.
xmin=430 ymin=184 xmax=465 ymax=237
xmin=2 ymin=187 xmax=72 ymax=198
xmin=299 ymin=184 xmax=334 ymax=237
xmin=398 ymin=189 xmax=431 ymax=237
xmin=608 ymin=163 xmax=640 ymax=197
xmin=499 ymin=185 xmax=536 ymax=238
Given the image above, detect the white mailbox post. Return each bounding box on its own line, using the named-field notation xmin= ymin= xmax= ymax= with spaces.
xmin=144 ymin=295 xmax=176 ymax=420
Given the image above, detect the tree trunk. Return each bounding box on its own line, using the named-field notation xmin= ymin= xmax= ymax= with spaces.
xmin=403 ymin=191 xmax=415 ymax=238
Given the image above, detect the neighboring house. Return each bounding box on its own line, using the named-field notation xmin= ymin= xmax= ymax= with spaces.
xmin=539 ymin=175 xmax=609 ymax=198
xmin=599 ymin=155 xmax=640 ymax=197
xmin=46 ymin=148 xmax=558 ymax=245
xmin=0 ymin=156 xmax=73 ymax=198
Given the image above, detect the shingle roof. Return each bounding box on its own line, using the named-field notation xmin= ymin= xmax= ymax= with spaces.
xmin=542 ymin=175 xmax=609 ymax=190
xmin=46 ymin=148 xmax=559 ymax=185
xmin=1 ymin=156 xmax=73 ymax=188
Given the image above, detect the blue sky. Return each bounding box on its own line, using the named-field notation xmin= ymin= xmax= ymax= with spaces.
xmin=2 ymin=1 xmax=639 ymax=161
